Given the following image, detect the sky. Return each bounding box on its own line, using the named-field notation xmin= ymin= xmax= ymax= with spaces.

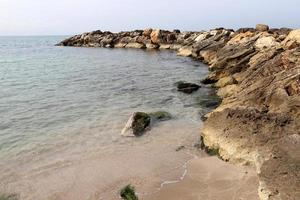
xmin=0 ymin=0 xmax=299 ymax=35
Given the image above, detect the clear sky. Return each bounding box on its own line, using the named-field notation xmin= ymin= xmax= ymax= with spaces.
xmin=1 ymin=0 xmax=299 ymax=35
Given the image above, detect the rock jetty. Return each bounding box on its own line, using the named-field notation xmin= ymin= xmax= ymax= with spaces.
xmin=58 ymin=25 xmax=300 ymax=200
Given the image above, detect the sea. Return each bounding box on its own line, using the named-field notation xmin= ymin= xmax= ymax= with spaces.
xmin=0 ymin=36 xmax=214 ymax=199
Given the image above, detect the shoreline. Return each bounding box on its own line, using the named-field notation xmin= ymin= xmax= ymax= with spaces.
xmin=57 ymin=25 xmax=300 ymax=200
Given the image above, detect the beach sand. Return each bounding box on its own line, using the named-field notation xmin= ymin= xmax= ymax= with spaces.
xmin=144 ymin=157 xmax=259 ymax=200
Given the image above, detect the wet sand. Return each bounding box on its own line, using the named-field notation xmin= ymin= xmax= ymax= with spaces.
xmin=144 ymin=157 xmax=259 ymax=200
xmin=0 ymin=120 xmax=259 ymax=200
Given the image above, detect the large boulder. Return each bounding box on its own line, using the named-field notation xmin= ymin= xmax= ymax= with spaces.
xmin=284 ymin=29 xmax=300 ymax=43
xmin=121 ymin=112 xmax=151 ymax=137
xmin=177 ymin=46 xmax=193 ymax=57
xmin=256 ymin=24 xmax=269 ymax=32
xmin=143 ymin=28 xmax=153 ymax=37
xmin=255 ymin=36 xmax=280 ymax=50
xmin=150 ymin=29 xmax=162 ymax=44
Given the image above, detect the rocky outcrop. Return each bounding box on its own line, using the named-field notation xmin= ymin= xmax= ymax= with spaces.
xmin=58 ymin=24 xmax=300 ymax=200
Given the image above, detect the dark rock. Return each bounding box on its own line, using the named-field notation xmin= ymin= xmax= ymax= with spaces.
xmin=176 ymin=82 xmax=200 ymax=94
xmin=148 ymin=111 xmax=172 ymax=121
xmin=175 ymin=145 xmax=185 ymax=151
xmin=235 ymin=28 xmax=256 ymax=33
xmin=173 ymin=29 xmax=181 ymax=33
xmin=121 ymin=112 xmax=151 ymax=137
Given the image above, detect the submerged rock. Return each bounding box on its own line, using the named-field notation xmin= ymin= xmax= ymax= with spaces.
xmin=148 ymin=111 xmax=172 ymax=121
xmin=176 ymin=81 xmax=200 ymax=94
xmin=121 ymin=111 xmax=171 ymax=137
xmin=121 ymin=112 xmax=151 ymax=137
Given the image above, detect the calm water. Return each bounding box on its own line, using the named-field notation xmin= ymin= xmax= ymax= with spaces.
xmin=0 ymin=36 xmax=213 ymax=199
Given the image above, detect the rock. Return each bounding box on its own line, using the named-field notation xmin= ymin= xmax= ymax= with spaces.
xmin=173 ymin=29 xmax=181 ymax=33
xmin=125 ymin=42 xmax=145 ymax=49
xmin=227 ymin=32 xmax=255 ymax=45
xmin=196 ymin=95 xmax=222 ymax=108
xmin=148 ymin=111 xmax=172 ymax=121
xmin=143 ymin=28 xmax=153 ymax=37
xmin=176 ymin=82 xmax=200 ymax=94
xmin=256 ymin=24 xmax=269 ymax=32
xmin=150 ymin=29 xmax=162 ymax=44
xmin=254 ymin=36 xmax=280 ymax=50
xmin=159 ymin=44 xmax=171 ymax=49
xmin=121 ymin=112 xmax=151 ymax=137
xmin=175 ymin=145 xmax=185 ymax=151
xmin=215 ymin=76 xmax=238 ymax=88
xmin=170 ymin=44 xmax=182 ymax=50
xmin=287 ymin=29 xmax=300 ymax=41
xmin=283 ymin=29 xmax=300 ymax=44
xmin=199 ymin=50 xmax=217 ymax=64
xmin=195 ymin=32 xmax=210 ymax=42
xmin=236 ymin=28 xmax=256 ymax=33
xmin=114 ymin=43 xmax=127 ymax=48
xmin=146 ymin=43 xmax=159 ymax=49
xmin=217 ymin=84 xmax=239 ymax=98
xmin=177 ymin=46 xmax=193 ymax=57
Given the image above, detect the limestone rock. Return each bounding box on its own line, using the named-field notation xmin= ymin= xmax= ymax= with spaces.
xmin=285 ymin=29 xmax=300 ymax=43
xmin=215 ymin=76 xmax=238 ymax=88
xmin=121 ymin=112 xmax=151 ymax=137
xmin=146 ymin=43 xmax=159 ymax=49
xmin=114 ymin=43 xmax=127 ymax=48
xmin=195 ymin=32 xmax=210 ymax=42
xmin=255 ymin=36 xmax=280 ymax=50
xmin=159 ymin=44 xmax=171 ymax=49
xmin=143 ymin=28 xmax=153 ymax=37
xmin=256 ymin=24 xmax=269 ymax=32
xmin=125 ymin=42 xmax=145 ymax=49
xmin=177 ymin=46 xmax=193 ymax=57
xmin=150 ymin=29 xmax=162 ymax=44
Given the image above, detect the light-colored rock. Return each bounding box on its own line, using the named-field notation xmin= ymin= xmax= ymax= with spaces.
xmin=256 ymin=24 xmax=269 ymax=32
xmin=146 ymin=43 xmax=159 ymax=49
xmin=282 ymin=29 xmax=300 ymax=49
xmin=125 ymin=42 xmax=145 ymax=49
xmin=143 ymin=28 xmax=153 ymax=36
xmin=209 ymin=30 xmax=219 ymax=36
xmin=199 ymin=50 xmax=217 ymax=64
xmin=284 ymin=29 xmax=300 ymax=43
xmin=114 ymin=43 xmax=127 ymax=48
xmin=227 ymin=31 xmax=256 ymax=45
xmin=217 ymin=84 xmax=239 ymax=98
xmin=150 ymin=29 xmax=162 ymax=44
xmin=159 ymin=44 xmax=171 ymax=49
xmin=215 ymin=76 xmax=238 ymax=88
xmin=170 ymin=44 xmax=182 ymax=50
xmin=255 ymin=36 xmax=280 ymax=50
xmin=195 ymin=32 xmax=209 ymax=42
xmin=177 ymin=46 xmax=193 ymax=57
